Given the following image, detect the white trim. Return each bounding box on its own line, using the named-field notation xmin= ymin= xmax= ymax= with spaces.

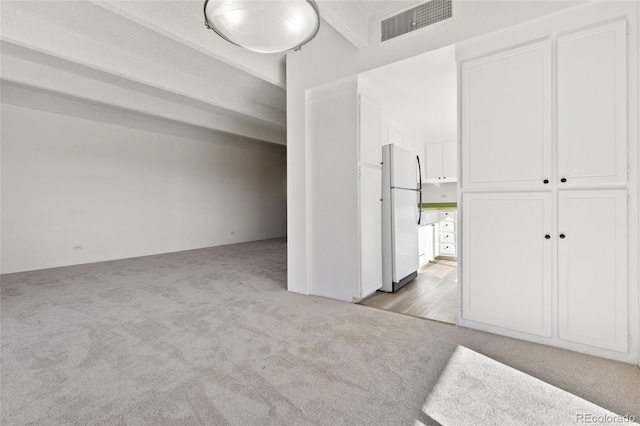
xmin=304 ymin=89 xmax=313 ymax=296
xmin=457 ymin=317 xmax=636 ymax=364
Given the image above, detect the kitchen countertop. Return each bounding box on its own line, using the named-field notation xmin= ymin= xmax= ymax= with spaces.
xmin=420 ymin=203 xmax=457 ymax=212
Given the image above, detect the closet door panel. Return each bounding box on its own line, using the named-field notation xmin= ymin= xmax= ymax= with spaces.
xmin=462 ymin=192 xmax=552 ymax=337
xmin=462 ymin=40 xmax=552 ymax=188
xmin=558 ymin=190 xmax=628 ymax=352
xmin=558 ymin=21 xmax=627 ymax=184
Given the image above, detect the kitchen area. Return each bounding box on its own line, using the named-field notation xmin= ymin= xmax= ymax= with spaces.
xmin=361 ymin=162 xmax=459 ymax=325
xmin=357 ymin=45 xmax=459 ymax=324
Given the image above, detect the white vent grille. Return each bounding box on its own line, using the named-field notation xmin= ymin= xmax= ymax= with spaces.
xmin=381 ymin=0 xmax=452 ymax=42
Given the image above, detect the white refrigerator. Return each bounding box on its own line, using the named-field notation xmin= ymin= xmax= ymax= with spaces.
xmin=381 ymin=144 xmax=422 ymax=292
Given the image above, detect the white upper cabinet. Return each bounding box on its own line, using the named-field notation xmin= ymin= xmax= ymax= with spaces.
xmin=558 ymin=21 xmax=627 ymax=185
xmin=442 ymin=140 xmax=458 ymax=181
xmin=382 ymin=121 xmax=427 ymax=181
xmin=403 ymin=137 xmax=428 ymax=183
xmin=558 ymin=189 xmax=628 ymax=352
xmin=425 ymin=141 xmax=457 ymax=182
xmin=425 ymin=143 xmax=443 ymax=182
xmin=358 ymin=94 xmax=382 ymax=166
xmin=462 ymin=40 xmax=552 ymax=188
xmin=462 ymin=192 xmax=552 ymax=337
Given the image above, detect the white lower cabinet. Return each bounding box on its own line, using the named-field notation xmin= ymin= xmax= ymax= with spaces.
xmin=463 ymin=190 xmax=629 ymax=354
xmin=440 ymin=232 xmax=455 ymax=243
xmin=462 ymin=192 xmax=552 ymax=337
xmin=437 ymin=210 xmax=457 ymax=257
xmin=439 ymin=221 xmax=454 ymax=233
xmin=419 ymin=224 xmax=435 ymax=266
xmin=558 ymin=190 xmax=628 ymax=352
xmin=439 ymin=244 xmax=456 ymax=256
xmin=359 ymin=166 xmax=383 ymax=297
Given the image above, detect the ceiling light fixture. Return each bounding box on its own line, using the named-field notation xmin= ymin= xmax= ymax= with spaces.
xmin=203 ymin=0 xmax=320 ymax=54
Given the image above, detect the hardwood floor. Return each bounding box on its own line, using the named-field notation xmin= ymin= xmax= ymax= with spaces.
xmin=359 ymin=258 xmax=458 ymax=324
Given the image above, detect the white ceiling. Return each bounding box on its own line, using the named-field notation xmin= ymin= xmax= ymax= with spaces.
xmin=360 ymin=44 xmax=457 ymax=142
xmin=0 ymin=0 xmax=424 ymax=144
xmin=353 ymin=1 xmax=418 ymax=18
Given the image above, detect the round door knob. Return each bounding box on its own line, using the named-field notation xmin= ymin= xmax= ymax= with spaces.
xmin=543 ymin=179 xmax=549 ymax=184
xmin=561 ymin=178 xmax=567 ymax=183
xmin=559 ymin=234 xmax=566 ymax=239
xmin=545 ymin=234 xmax=550 ymax=239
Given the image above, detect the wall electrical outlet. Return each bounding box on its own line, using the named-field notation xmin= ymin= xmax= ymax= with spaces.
xmin=73 ymin=245 xmax=82 ymax=250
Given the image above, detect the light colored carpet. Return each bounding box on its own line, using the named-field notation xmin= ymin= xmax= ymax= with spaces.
xmin=424 ymin=346 xmax=637 ymax=425
xmin=1 ymin=238 xmax=639 ymax=425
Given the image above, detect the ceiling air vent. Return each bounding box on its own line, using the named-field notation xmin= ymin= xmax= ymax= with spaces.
xmin=381 ymin=0 xmax=453 ymax=42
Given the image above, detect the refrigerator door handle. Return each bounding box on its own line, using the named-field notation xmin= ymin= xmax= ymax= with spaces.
xmin=417 ymin=155 xmax=422 ymax=225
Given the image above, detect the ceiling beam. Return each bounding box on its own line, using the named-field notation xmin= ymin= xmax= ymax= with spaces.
xmin=0 ymin=60 xmax=286 ymax=145
xmin=317 ymin=1 xmax=370 ymax=49
xmin=90 ymin=0 xmax=286 ymax=89
xmin=0 ymin=5 xmax=285 ymax=127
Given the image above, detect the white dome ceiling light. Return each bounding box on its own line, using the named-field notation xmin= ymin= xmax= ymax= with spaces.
xmin=203 ymin=0 xmax=321 ymax=54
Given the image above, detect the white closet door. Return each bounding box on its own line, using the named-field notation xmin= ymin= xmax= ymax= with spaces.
xmin=462 ymin=40 xmax=552 ymax=188
xmin=558 ymin=21 xmax=627 ymax=185
xmin=462 ymin=192 xmax=552 ymax=337
xmin=558 ymin=190 xmax=627 ymax=352
xmin=358 ymin=94 xmax=382 ymax=167
xmin=359 ymin=166 xmax=382 ymax=297
xmin=425 ymin=143 xmax=443 ymax=182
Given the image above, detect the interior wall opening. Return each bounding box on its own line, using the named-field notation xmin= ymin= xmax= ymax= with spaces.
xmin=356 ymin=44 xmax=459 ymax=325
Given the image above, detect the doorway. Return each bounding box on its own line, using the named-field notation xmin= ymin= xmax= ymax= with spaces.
xmin=356 ymin=45 xmax=459 ymax=325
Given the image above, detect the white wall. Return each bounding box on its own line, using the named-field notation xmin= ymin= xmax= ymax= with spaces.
xmin=286 ymin=1 xmax=588 ymax=295
xmin=381 ymin=114 xmax=424 ymax=147
xmin=422 ymin=183 xmax=457 ymax=204
xmin=1 ymin=98 xmax=287 ymax=274
xmin=360 ymin=45 xmax=458 ymax=143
